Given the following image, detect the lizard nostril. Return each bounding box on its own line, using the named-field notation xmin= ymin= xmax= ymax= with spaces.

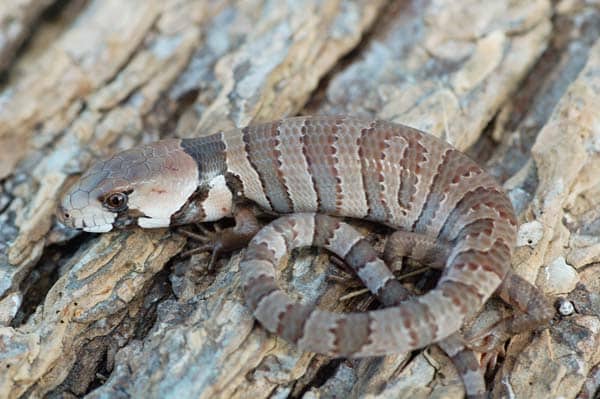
xmin=57 ymin=206 xmax=71 ymax=223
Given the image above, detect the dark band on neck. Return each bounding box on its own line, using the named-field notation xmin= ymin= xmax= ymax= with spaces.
xmin=180 ymin=133 xmax=227 ymax=181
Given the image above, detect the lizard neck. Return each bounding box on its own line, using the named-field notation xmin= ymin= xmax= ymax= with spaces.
xmin=171 ymin=134 xmax=233 ymax=224
xmin=180 ymin=134 xmax=228 ymax=184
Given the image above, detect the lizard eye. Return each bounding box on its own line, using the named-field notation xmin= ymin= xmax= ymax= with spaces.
xmin=104 ymin=192 xmax=128 ymax=211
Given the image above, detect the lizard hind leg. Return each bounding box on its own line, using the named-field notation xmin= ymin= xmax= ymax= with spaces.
xmin=241 ymin=213 xmax=448 ymax=356
xmin=312 ymin=214 xmax=413 ymax=307
xmin=321 ymin=225 xmax=491 ymax=398
xmin=240 ymin=211 xmax=504 ymax=383
xmin=463 ymin=271 xmax=554 ymax=353
xmin=339 ymin=227 xmax=491 ymax=398
xmin=327 ymin=229 xmax=453 ymax=306
xmin=437 ymin=273 xmax=553 ymax=399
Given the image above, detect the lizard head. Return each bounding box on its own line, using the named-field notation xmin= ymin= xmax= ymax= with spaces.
xmin=57 ymin=139 xmax=202 ymax=233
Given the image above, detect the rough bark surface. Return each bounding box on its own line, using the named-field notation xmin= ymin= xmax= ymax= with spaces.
xmin=1 ymin=0 xmax=599 ymax=398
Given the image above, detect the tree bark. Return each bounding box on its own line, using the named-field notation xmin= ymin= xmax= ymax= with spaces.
xmin=1 ymin=0 xmax=600 ymax=398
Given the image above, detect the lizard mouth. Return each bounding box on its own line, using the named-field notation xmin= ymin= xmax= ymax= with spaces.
xmin=56 ymin=204 xmax=117 ymax=233
xmin=82 ymin=224 xmax=114 ymax=233
xmin=112 ymin=208 xmax=148 ymax=229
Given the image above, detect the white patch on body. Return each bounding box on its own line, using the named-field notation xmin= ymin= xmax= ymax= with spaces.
xmin=200 ymin=175 xmax=232 ymax=221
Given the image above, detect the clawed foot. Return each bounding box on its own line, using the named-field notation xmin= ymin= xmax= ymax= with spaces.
xmin=324 ymin=255 xmax=374 ymax=310
xmin=481 ymin=344 xmax=506 ymax=377
xmin=458 ymin=319 xmax=512 ymax=384
xmin=327 ymin=252 xmax=433 ymax=307
xmin=463 ymin=322 xmax=512 ymax=354
xmin=178 ymin=207 xmax=261 ymax=271
xmin=178 ymin=224 xmax=226 ymax=271
xmin=327 ymin=255 xmax=364 ymax=288
xmin=466 ymin=337 xmax=507 ymax=382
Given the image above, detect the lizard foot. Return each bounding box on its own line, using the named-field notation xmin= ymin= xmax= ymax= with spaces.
xmin=178 ymin=207 xmax=261 ymax=271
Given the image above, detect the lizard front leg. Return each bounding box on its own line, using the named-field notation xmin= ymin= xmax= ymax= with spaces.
xmin=180 ymin=205 xmax=262 ymax=270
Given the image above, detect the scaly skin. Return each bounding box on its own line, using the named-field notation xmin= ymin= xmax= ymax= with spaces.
xmin=58 ymin=116 xmax=552 ymax=398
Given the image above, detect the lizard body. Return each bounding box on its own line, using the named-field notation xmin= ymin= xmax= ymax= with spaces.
xmin=58 ymin=116 xmax=552 ymax=398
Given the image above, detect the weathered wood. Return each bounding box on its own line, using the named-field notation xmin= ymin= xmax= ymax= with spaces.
xmin=1 ymin=0 xmax=599 ymax=398
xmin=0 ymin=0 xmax=55 ymax=72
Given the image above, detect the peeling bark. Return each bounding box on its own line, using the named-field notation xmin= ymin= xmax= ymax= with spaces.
xmin=0 ymin=0 xmax=55 ymax=72
xmin=1 ymin=1 xmax=599 ymax=398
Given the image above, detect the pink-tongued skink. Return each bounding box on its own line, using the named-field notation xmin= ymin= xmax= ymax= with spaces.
xmin=57 ymin=116 xmax=553 ymax=398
